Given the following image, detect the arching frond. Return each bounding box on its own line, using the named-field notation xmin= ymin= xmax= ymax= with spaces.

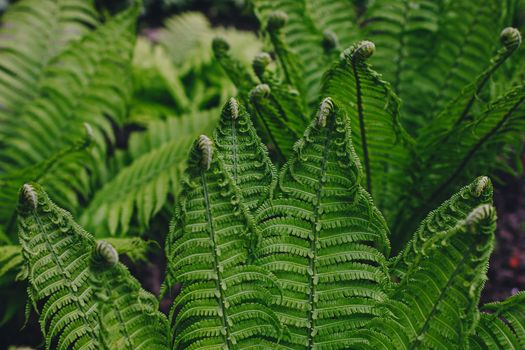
xmin=363 ymin=0 xmax=444 ymax=125
xmin=404 ymin=0 xmax=506 ymax=124
xmin=165 ymin=135 xmax=282 ymax=349
xmin=214 ymin=98 xmax=277 ymax=213
xmin=0 ymin=0 xmax=98 ymax=132
xmin=80 ymin=110 xmax=218 ymax=236
xmin=358 ymin=204 xmax=497 ymax=349
xmin=17 ymin=184 xmax=169 ymax=349
xmin=255 ymin=99 xmax=391 ymax=349
xmin=391 ymin=176 xmax=493 ymax=279
xmin=0 ymin=4 xmax=138 ymax=213
xmin=392 ymin=83 xmax=525 ymax=246
xmin=471 ymin=292 xmax=525 ymax=349
xmin=321 ymin=41 xmax=412 ymax=216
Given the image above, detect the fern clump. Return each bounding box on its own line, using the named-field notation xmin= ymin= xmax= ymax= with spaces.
xmin=17 ymin=184 xmax=168 ymax=349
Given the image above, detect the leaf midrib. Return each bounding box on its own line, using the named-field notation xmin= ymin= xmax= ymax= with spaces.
xmin=201 ymin=171 xmax=232 ymax=349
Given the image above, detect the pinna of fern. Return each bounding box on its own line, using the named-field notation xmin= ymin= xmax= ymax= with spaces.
xmin=17 ymin=183 xmax=169 ymax=350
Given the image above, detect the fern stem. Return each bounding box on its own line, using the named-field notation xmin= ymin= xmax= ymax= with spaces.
xmin=307 ymin=121 xmax=332 ymax=349
xmin=353 ymin=61 xmax=372 ymax=193
xmin=391 ymin=0 xmax=410 ymax=94
xmin=201 ymin=172 xmax=232 ymax=349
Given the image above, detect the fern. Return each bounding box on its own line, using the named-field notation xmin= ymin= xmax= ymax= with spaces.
xmin=0 ymin=3 xmax=137 ymax=215
xmin=17 ymin=183 xmax=169 ymax=349
xmin=321 ymin=40 xmax=412 ymax=215
xmin=0 ymin=0 xmax=98 ymax=131
xmin=214 ymin=98 xmax=277 ymax=213
xmin=80 ymin=109 xmax=219 ymax=236
xmin=471 ymin=292 xmax=525 ymax=349
xmin=165 ymin=135 xmax=282 ymax=349
xmin=255 ymin=98 xmax=390 ymax=348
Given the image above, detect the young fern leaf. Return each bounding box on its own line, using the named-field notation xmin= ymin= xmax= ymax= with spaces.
xmin=418 ymin=27 xmax=523 ymax=148
xmin=17 ymin=184 xmax=169 ymax=350
xmin=255 ymin=99 xmax=391 ymax=349
xmin=391 ymin=176 xmax=493 ymax=279
xmin=249 ymin=84 xmax=302 ymax=161
xmin=165 ymin=135 xmax=282 ymax=349
xmin=358 ymin=204 xmax=496 ymax=349
xmin=471 ymin=292 xmax=525 ymax=349
xmin=212 ymin=37 xmax=258 ymax=108
xmin=214 ymin=98 xmax=277 ymax=213
xmin=321 ymin=41 xmax=412 ymax=216
xmin=392 ymin=83 xmax=525 ymax=247
xmin=0 ymin=0 xmax=98 ymax=131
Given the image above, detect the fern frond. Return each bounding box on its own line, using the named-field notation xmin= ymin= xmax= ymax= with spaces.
xmin=251 ymin=0 xmax=357 ymax=104
xmin=17 ymin=184 xmax=169 ymax=349
xmin=363 ymin=0 xmax=444 ymax=118
xmin=0 ymin=0 xmax=98 ymax=132
xmin=321 ymin=41 xmax=412 ymax=216
xmin=255 ymin=98 xmax=391 ymax=349
xmin=471 ymin=292 xmax=525 ymax=349
xmin=214 ymin=98 xmax=277 ymax=213
xmin=165 ymin=135 xmax=282 ymax=349
xmin=80 ymin=110 xmax=218 ymax=236
xmin=0 ymin=4 xmax=137 ymax=213
xmin=392 ymin=83 xmax=525 ymax=246
xmin=0 ymin=124 xmax=92 ymax=235
xmin=404 ymin=0 xmax=506 ymax=124
xmin=359 ymin=204 xmax=496 ymax=349
xmin=391 ymin=176 xmax=493 ymax=279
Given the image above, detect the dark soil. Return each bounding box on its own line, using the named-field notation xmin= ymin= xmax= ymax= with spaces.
xmin=482 ymin=171 xmax=525 ymax=304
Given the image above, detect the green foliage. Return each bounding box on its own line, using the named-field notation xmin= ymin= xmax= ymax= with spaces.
xmin=17 ymin=184 xmax=168 ymax=349
xmin=165 ymin=134 xmax=282 ymax=349
xmin=218 ymin=0 xmax=525 ymax=250
xmin=4 ymin=0 xmax=525 ymax=348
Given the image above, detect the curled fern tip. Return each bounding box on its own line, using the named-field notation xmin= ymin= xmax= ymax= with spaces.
xmin=316 ymin=97 xmax=335 ymax=127
xmin=500 ymin=27 xmax=522 ymax=51
xmin=21 ymin=184 xmax=38 ymax=209
xmin=94 ymin=240 xmax=119 ymax=267
xmin=250 ymin=84 xmax=271 ymax=101
xmin=322 ymin=30 xmax=338 ymax=50
xmin=212 ymin=36 xmax=230 ymax=53
xmin=267 ymin=11 xmax=288 ymax=32
xmin=228 ymin=97 xmax=239 ymax=119
xmin=253 ymin=52 xmax=271 ymax=76
xmin=473 ymin=176 xmax=492 ymax=198
xmin=466 ymin=204 xmax=496 ymax=233
xmin=343 ymin=40 xmax=376 ymax=62
xmin=198 ymin=135 xmax=213 ymax=170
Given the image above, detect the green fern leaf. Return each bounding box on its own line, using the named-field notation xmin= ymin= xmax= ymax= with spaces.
xmin=0 ymin=0 xmax=98 ymax=131
xmin=214 ymin=98 xmax=277 ymax=213
xmin=321 ymin=41 xmax=412 ymax=216
xmin=358 ymin=203 xmax=496 ymax=349
xmin=391 ymin=176 xmax=493 ymax=279
xmin=80 ymin=110 xmax=218 ymax=236
xmin=407 ymin=0 xmax=507 ymax=123
xmin=392 ymin=83 xmax=525 ymax=246
xmin=165 ymin=135 xmax=282 ymax=349
xmin=17 ymin=184 xmax=169 ymax=349
xmin=251 ymin=0 xmax=357 ymax=104
xmin=471 ymin=292 xmax=525 ymax=349
xmin=0 ymin=4 xmax=137 ymax=213
xmin=362 ymin=0 xmax=443 ymax=129
xmin=255 ymin=98 xmax=391 ymax=349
